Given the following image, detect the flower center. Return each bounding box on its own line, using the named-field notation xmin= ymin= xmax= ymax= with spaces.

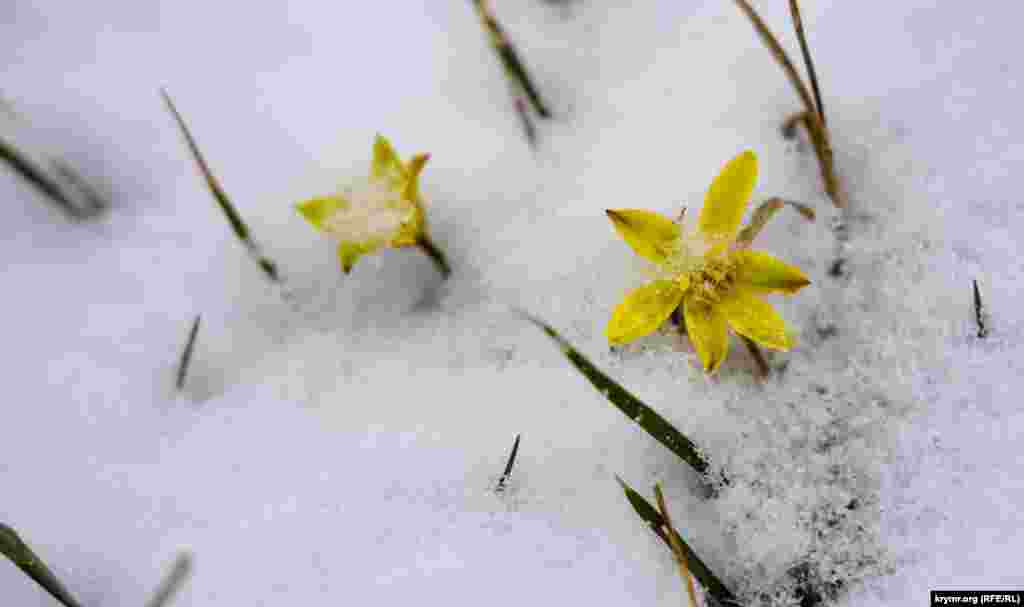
xmin=685 ymin=256 xmax=737 ymax=305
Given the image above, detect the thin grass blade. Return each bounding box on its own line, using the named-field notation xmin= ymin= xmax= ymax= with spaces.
xmin=496 ymin=433 xmax=522 ymax=492
xmin=654 ymin=484 xmax=700 ymax=607
xmin=145 ymin=552 xmax=193 ymax=607
xmin=731 ymin=0 xmax=842 ymax=208
xmin=472 ymin=0 xmax=551 ymax=119
xmin=788 ymin=0 xmax=826 ymax=127
xmin=973 ymin=279 xmax=988 ymax=339
xmin=525 ymin=315 xmax=711 ymax=478
xmin=731 ymin=0 xmax=816 ymax=118
xmin=175 ymin=315 xmax=201 ymax=391
xmin=0 ymin=523 xmax=83 ymax=607
xmin=0 ymin=100 xmax=106 ymax=220
xmin=161 ymin=89 xmax=280 ymax=282
xmin=514 ymin=97 xmax=539 ymax=147
xmin=614 ymin=479 xmax=739 ymax=606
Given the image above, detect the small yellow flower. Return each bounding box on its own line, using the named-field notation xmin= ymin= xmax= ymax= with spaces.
xmin=296 ymin=134 xmax=448 ymax=276
xmin=605 ymin=151 xmax=810 ymax=374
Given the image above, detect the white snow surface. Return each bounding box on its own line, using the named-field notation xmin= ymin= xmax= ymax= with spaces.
xmin=2 ymin=1 xmax=1022 ymax=605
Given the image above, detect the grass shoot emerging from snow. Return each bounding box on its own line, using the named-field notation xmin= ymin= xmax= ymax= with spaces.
xmin=145 ymin=553 xmax=193 ymax=607
xmin=175 ymin=314 xmax=201 ymax=391
xmin=2 ymin=524 xmax=193 ymax=607
xmin=161 ymin=89 xmax=281 ymax=283
xmin=615 ymin=478 xmax=738 ymax=607
xmin=471 ymin=0 xmax=551 ymax=146
xmin=972 ymin=279 xmax=988 ymax=339
xmin=0 ymin=523 xmax=84 ymax=607
xmin=495 ymin=433 xmax=522 ymax=493
xmin=732 ymin=0 xmax=841 ymax=207
xmin=0 ymin=95 xmax=107 ymax=220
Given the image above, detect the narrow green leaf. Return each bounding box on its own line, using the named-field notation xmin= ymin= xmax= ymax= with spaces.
xmin=145 ymin=552 xmax=193 ymax=607
xmin=496 ymin=433 xmax=522 ymax=492
xmin=0 ymin=523 xmax=83 ymax=607
xmin=0 ymin=106 xmax=106 ymax=220
xmin=472 ymin=0 xmax=551 ymax=119
xmin=613 ymin=479 xmax=741 ymax=607
xmin=161 ymin=89 xmax=280 ymax=282
xmin=973 ymin=279 xmax=988 ymax=339
xmin=525 ymin=315 xmax=712 ymax=478
xmin=175 ymin=315 xmax=201 ymax=391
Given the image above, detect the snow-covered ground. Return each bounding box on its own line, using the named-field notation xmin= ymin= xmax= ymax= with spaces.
xmin=2 ymin=1 xmax=1022 ymax=605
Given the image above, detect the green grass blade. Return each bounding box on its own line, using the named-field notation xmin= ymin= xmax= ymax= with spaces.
xmin=472 ymin=0 xmax=551 ymax=119
xmin=614 ymin=479 xmax=740 ymax=607
xmin=0 ymin=523 xmax=83 ymax=607
xmin=496 ymin=433 xmax=522 ymax=492
xmin=525 ymin=315 xmax=711 ymax=478
xmin=175 ymin=315 xmax=201 ymax=391
xmin=145 ymin=553 xmax=193 ymax=607
xmin=161 ymin=89 xmax=280 ymax=282
xmin=973 ymin=279 xmax=988 ymax=339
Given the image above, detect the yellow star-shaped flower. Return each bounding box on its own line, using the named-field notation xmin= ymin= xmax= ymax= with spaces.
xmin=605 ymin=151 xmax=810 ymax=374
xmin=296 ymin=134 xmax=447 ymax=275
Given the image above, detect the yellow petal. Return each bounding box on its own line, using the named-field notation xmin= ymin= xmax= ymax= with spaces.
xmin=372 ymin=134 xmax=407 ymax=185
xmin=606 ymin=209 xmax=681 ymax=264
xmin=732 ymin=249 xmax=811 ymax=295
xmin=295 ymin=196 xmax=344 ymax=230
xmin=337 ymin=240 xmax=380 ymax=274
xmin=683 ymin=298 xmax=729 ymax=374
xmin=606 ymin=279 xmax=685 ymax=345
xmin=698 ymin=150 xmax=758 ymax=244
xmin=718 ymin=287 xmax=796 ymax=351
xmin=403 ymin=153 xmax=430 ymax=201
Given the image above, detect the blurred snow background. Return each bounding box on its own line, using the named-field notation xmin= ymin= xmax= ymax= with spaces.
xmin=1 ymin=1 xmax=1021 ymax=605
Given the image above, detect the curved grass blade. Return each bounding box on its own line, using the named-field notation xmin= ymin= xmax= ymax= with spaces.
xmin=161 ymin=89 xmax=280 ymax=282
xmin=614 ymin=478 xmax=740 ymax=607
xmin=145 ymin=552 xmax=193 ymax=607
xmin=525 ymin=315 xmax=711 ymax=478
xmin=736 ymin=197 xmax=815 ymax=248
xmin=0 ymin=523 xmax=83 ymax=607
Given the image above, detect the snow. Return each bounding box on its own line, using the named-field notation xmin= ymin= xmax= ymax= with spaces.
xmin=2 ymin=1 xmax=1023 ymax=605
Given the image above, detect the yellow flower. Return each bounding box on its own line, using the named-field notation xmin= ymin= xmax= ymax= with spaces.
xmin=296 ymin=134 xmax=439 ymax=274
xmin=605 ymin=151 xmax=810 ymax=374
